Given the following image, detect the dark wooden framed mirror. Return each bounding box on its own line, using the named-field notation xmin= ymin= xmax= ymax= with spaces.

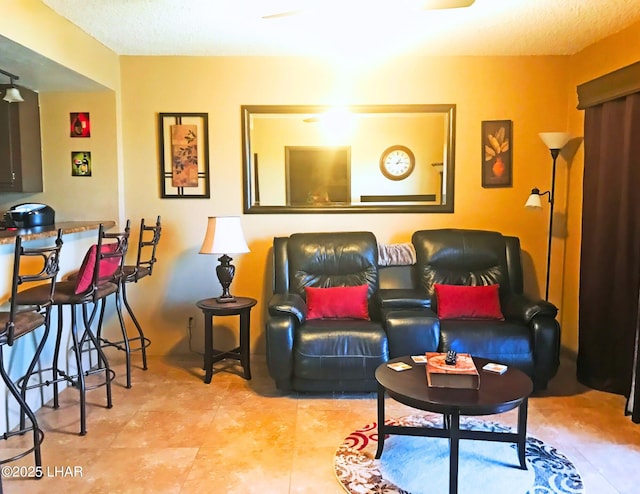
xmin=241 ymin=104 xmax=456 ymax=214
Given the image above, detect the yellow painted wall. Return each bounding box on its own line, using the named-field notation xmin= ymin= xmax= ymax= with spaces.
xmin=118 ymin=55 xmax=570 ymax=356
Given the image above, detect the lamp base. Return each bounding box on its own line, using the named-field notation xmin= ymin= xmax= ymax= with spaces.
xmin=216 ymin=254 xmax=237 ymax=303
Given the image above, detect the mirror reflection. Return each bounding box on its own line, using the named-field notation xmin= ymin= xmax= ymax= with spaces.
xmin=242 ymin=104 xmax=455 ymax=213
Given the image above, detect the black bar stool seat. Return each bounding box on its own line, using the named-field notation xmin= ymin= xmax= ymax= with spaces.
xmin=0 ymin=312 xmax=46 ymax=337
xmin=123 ymin=264 xmax=151 ymax=281
xmin=17 ymin=279 xmax=118 ymax=306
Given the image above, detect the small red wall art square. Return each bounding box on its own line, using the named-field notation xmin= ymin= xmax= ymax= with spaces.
xmin=70 ymin=112 xmax=91 ymax=138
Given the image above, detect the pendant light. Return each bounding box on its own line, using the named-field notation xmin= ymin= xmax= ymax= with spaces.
xmin=1 ymin=68 xmax=24 ymax=103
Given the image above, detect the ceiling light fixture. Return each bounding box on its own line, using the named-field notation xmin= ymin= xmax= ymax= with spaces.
xmin=0 ymin=68 xmax=24 ymax=103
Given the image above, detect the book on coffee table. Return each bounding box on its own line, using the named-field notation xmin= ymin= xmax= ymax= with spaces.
xmin=425 ymin=352 xmax=480 ymax=389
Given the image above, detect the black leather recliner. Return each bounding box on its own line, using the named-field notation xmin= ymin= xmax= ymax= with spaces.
xmin=381 ymin=229 xmax=561 ymax=390
xmin=266 ymin=232 xmax=388 ymax=392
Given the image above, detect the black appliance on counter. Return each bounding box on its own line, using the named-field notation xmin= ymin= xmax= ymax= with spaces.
xmin=2 ymin=203 xmax=56 ymax=229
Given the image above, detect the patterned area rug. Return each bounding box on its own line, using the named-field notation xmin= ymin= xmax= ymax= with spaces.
xmin=334 ymin=413 xmax=584 ymax=494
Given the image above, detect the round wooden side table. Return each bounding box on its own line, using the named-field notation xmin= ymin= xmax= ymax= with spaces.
xmin=195 ymin=296 xmax=257 ymax=383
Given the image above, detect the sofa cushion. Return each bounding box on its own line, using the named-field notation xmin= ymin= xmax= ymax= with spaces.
xmin=293 ymin=319 xmax=388 ymax=380
xmin=434 ymin=283 xmax=504 ymax=320
xmin=439 ymin=319 xmax=534 ymax=374
xmin=305 ymin=285 xmax=370 ymax=320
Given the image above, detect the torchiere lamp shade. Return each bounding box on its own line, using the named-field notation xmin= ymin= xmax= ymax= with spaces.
xmin=539 ymin=132 xmax=571 ymax=151
xmin=200 ymin=216 xmax=250 ymax=303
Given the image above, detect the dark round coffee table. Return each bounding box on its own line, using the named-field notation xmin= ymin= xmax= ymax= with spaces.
xmin=375 ymin=356 xmax=533 ymax=494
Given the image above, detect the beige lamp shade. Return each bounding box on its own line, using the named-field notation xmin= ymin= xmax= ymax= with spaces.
xmin=539 ymin=132 xmax=571 ymax=150
xmin=200 ymin=216 xmax=249 ymax=255
xmin=2 ymin=87 xmax=24 ymax=103
xmin=525 ymin=191 xmax=543 ymax=209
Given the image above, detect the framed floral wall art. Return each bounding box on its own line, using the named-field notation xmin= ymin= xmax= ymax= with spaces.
xmin=158 ymin=112 xmax=210 ymax=198
xmin=482 ymin=120 xmax=512 ymax=188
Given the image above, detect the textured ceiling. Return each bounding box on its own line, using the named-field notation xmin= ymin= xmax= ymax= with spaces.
xmin=2 ymin=0 xmax=639 ymax=93
xmin=41 ymin=0 xmax=640 ymax=57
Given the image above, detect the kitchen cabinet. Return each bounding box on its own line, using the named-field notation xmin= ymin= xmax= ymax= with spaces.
xmin=0 ymin=85 xmax=43 ymax=192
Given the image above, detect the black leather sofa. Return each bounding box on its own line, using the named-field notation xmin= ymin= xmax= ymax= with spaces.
xmin=266 ymin=229 xmax=560 ymax=392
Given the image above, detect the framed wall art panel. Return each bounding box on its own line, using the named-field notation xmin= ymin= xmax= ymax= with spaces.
xmin=71 ymin=151 xmax=91 ymax=176
xmin=481 ymin=119 xmax=512 ymax=188
xmin=70 ymin=112 xmax=91 ymax=137
xmin=158 ymin=112 xmax=210 ymax=198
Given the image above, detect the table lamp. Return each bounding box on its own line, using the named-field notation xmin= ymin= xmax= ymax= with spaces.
xmin=199 ymin=216 xmax=250 ymax=303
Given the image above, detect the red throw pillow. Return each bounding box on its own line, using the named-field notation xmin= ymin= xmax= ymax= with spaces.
xmin=434 ymin=283 xmax=504 ymax=320
xmin=305 ymin=285 xmax=370 ymax=320
xmin=74 ymin=243 xmax=120 ymax=294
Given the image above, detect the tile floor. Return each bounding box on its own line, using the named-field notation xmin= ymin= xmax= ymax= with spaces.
xmin=2 ymin=352 xmax=640 ymax=493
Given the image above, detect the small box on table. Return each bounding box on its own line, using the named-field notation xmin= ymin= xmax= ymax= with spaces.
xmin=426 ymin=352 xmax=480 ymax=389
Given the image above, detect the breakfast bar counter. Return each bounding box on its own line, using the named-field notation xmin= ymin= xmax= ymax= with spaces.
xmin=0 ymin=220 xmax=115 ymax=245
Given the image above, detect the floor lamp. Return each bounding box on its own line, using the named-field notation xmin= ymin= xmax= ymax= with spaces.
xmin=525 ymin=132 xmax=571 ymax=301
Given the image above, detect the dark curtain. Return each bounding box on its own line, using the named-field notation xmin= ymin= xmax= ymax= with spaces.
xmin=578 ymin=93 xmax=640 ymax=421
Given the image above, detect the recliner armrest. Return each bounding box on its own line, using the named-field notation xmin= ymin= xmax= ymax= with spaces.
xmin=268 ymin=293 xmax=307 ymax=324
xmin=502 ymin=294 xmax=558 ymax=324
xmin=265 ymin=315 xmax=296 ymax=389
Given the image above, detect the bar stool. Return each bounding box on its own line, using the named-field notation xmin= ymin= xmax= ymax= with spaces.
xmin=0 ymin=230 xmax=63 ymax=475
xmin=98 ymin=216 xmax=161 ymax=388
xmin=19 ymin=222 xmax=130 ymax=436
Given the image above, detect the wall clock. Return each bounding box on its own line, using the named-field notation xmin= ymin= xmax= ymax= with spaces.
xmin=379 ymin=145 xmax=415 ymax=181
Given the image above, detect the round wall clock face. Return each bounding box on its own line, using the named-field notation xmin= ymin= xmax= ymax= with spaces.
xmin=380 ymin=145 xmax=415 ymax=181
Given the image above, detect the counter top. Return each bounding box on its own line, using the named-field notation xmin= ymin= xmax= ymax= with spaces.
xmin=0 ymin=221 xmax=115 ymax=245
